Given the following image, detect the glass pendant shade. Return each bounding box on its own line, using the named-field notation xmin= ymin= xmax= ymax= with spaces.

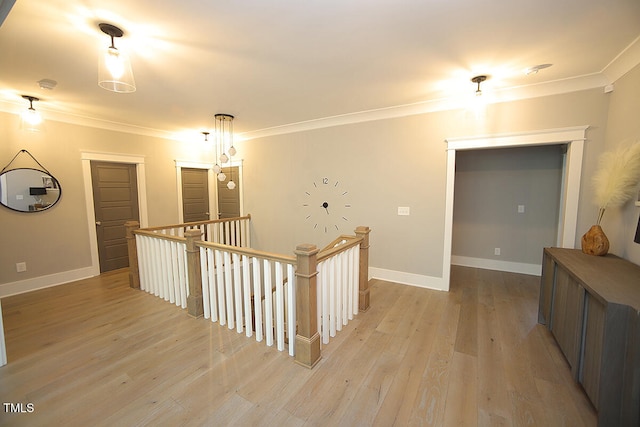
xmin=98 ymin=23 xmax=136 ymax=93
xmin=20 ymin=96 xmax=42 ymax=132
xmin=99 ymin=46 xmax=136 ymax=93
xmin=217 ymin=172 xmax=227 ymax=182
xmin=228 ymin=146 xmax=237 ymax=156
xmin=213 ymin=164 xmax=221 ymax=174
xmin=227 ymin=180 xmax=236 ymax=190
xmin=220 ymin=153 xmax=229 ymax=164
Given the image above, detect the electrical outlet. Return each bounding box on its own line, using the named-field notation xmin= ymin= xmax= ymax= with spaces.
xmin=16 ymin=262 xmax=27 ymax=272
xmin=518 ymin=205 xmax=525 ymax=213
xmin=494 ymin=248 xmax=501 ymax=256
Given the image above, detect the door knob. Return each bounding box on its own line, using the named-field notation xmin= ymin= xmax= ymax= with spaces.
xmin=95 ymin=221 xmax=102 ymax=226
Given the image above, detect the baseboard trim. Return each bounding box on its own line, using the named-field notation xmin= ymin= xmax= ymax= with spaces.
xmin=369 ymin=267 xmax=447 ymax=292
xmin=0 ymin=267 xmax=98 ymax=298
xmin=451 ymin=255 xmax=541 ymax=276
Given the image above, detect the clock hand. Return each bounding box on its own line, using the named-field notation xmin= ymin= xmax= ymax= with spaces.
xmin=321 ymin=201 xmax=329 ymax=214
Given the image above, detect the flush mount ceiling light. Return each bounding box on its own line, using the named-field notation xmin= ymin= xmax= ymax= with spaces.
xmin=524 ymin=63 xmax=552 ymax=75
xmin=21 ymin=95 xmax=42 ymax=132
xmin=471 ymin=75 xmax=487 ymax=96
xmin=98 ymin=23 xmax=136 ymax=93
xmin=213 ymin=114 xmax=237 ymax=189
xmin=37 ymin=79 xmax=57 ymax=90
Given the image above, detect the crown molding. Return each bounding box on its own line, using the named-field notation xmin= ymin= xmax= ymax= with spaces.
xmin=0 ymin=100 xmax=176 ymax=140
xmin=238 ymin=74 xmax=608 ymax=141
xmin=2 ymin=37 xmax=638 ymax=142
xmin=601 ymin=35 xmax=640 ymax=83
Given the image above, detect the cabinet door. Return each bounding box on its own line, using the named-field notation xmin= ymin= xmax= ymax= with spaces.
xmin=538 ymin=253 xmax=555 ymax=325
xmin=580 ymin=293 xmax=604 ymax=409
xmin=550 ymin=267 xmax=585 ymax=376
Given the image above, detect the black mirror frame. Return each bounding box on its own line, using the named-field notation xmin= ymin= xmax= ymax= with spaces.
xmin=0 ymin=167 xmax=62 ymax=213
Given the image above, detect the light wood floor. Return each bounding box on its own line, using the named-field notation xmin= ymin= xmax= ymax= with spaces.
xmin=0 ymin=266 xmax=596 ymax=426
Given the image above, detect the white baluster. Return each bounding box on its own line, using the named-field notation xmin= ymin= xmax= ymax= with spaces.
xmin=329 ymin=256 xmax=336 ymax=338
xmin=336 ymin=252 xmax=343 ymax=332
xmin=224 ymin=251 xmax=234 ymax=329
xmin=179 ymin=243 xmax=189 ymax=307
xmin=200 ymin=246 xmax=210 ymax=319
xmin=168 ymin=241 xmax=178 ymax=304
xmin=353 ymin=245 xmax=360 ymax=316
xmin=321 ymin=260 xmax=330 ymax=344
xmin=242 ymin=255 xmax=253 ymax=337
xmin=208 ymin=248 xmax=218 ymax=321
xmin=215 ymin=250 xmax=226 ymax=326
xmin=287 ymin=264 xmax=296 ymax=356
xmin=263 ymin=259 xmax=273 ymax=347
xmin=233 ymin=253 xmax=243 ymax=333
xmin=275 ymin=262 xmax=284 ymax=351
xmin=253 ymin=258 xmax=263 ymax=342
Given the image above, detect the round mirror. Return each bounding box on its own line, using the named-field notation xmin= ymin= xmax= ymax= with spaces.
xmin=0 ymin=168 xmax=62 ymax=212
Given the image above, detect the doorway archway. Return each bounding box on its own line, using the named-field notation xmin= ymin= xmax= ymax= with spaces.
xmin=442 ymin=126 xmax=588 ymax=291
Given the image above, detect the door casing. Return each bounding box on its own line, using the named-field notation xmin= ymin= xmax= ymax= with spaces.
xmin=82 ymin=152 xmax=148 ymax=276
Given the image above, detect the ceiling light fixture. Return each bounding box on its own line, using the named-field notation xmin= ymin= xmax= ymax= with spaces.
xmin=98 ymin=23 xmax=136 ymax=93
xmin=21 ymin=95 xmax=42 ymax=132
xmin=471 ymin=75 xmax=487 ymax=96
xmin=37 ymin=79 xmax=57 ymax=90
xmin=213 ymin=114 xmax=237 ymax=189
xmin=524 ymin=63 xmax=552 ymax=75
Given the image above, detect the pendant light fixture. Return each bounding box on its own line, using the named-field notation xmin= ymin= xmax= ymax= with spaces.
xmin=468 ymin=75 xmax=489 ymax=119
xmin=20 ymin=95 xmax=42 ymax=132
xmin=471 ymin=75 xmax=487 ymax=96
xmin=214 ymin=114 xmax=237 ymax=189
xmin=98 ymin=23 xmax=136 ymax=93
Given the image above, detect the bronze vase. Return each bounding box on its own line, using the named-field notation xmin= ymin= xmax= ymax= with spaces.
xmin=581 ymin=225 xmax=609 ymax=256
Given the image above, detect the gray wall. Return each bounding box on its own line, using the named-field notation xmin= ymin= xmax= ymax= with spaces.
xmin=0 ymin=83 xmax=623 ymax=293
xmin=240 ymin=87 xmax=610 ymax=285
xmin=452 ymin=145 xmax=564 ymax=266
xmin=601 ymin=63 xmax=640 ymax=265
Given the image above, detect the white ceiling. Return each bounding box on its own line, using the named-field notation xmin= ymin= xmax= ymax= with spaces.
xmin=1 ymin=0 xmax=639 ymax=140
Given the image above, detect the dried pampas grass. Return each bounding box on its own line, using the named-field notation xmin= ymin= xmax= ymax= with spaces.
xmin=593 ymin=141 xmax=640 ymax=224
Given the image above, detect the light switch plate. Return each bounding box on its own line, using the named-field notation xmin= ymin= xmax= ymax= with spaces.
xmin=398 ymin=207 xmax=410 ymax=216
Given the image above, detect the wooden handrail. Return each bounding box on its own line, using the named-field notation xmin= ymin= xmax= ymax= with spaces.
xmin=197 ymin=240 xmax=296 ymax=265
xmin=317 ymin=235 xmax=363 ymax=263
xmin=133 ymin=228 xmax=187 ymax=243
xmin=140 ymin=214 xmax=251 ymax=233
xmin=320 ymin=234 xmax=358 ymax=252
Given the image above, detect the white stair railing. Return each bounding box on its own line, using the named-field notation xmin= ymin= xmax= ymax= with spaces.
xmin=199 ymin=244 xmax=297 ymax=355
xmin=125 ymin=218 xmax=371 ymax=368
xmin=136 ymin=233 xmax=188 ymax=307
xmin=317 ymin=237 xmax=361 ymax=345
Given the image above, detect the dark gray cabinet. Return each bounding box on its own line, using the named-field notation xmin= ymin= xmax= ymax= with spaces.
xmin=539 ymin=248 xmax=640 ymax=427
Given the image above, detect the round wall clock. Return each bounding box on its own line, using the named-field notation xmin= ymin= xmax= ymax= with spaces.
xmin=303 ymin=177 xmax=351 ymax=233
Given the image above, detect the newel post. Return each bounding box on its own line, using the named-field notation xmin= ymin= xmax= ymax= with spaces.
xmin=185 ymin=229 xmax=204 ymax=318
xmin=355 ymin=226 xmax=371 ymax=311
xmin=125 ymin=221 xmax=141 ymax=289
xmin=294 ymin=243 xmax=321 ymax=368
